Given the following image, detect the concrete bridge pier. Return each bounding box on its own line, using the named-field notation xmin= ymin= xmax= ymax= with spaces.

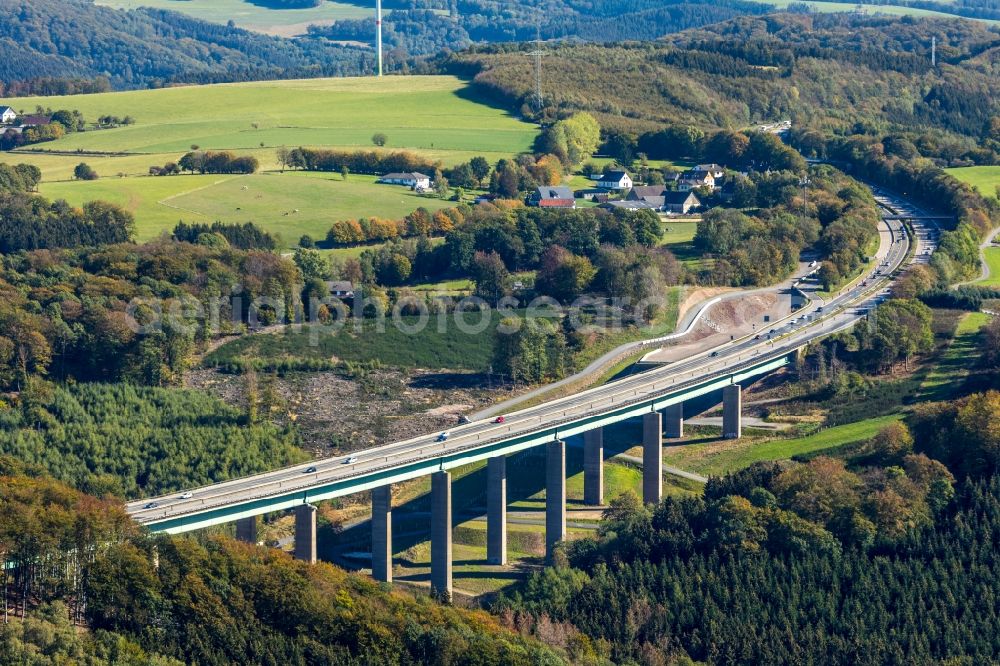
xmin=487 ymin=456 xmax=507 ymax=565
xmin=294 ymin=504 xmax=317 ymax=564
xmin=431 ymin=470 xmax=452 ymax=600
xmin=235 ymin=516 xmax=258 ymax=544
xmin=583 ymin=428 xmax=604 ymax=506
xmin=664 ymin=402 xmax=684 ymax=439
xmin=643 ymin=412 xmax=663 ymax=504
xmin=371 ymin=485 xmax=392 ymax=583
xmin=546 ymin=440 xmax=567 ymax=561
xmin=723 ymin=384 xmax=742 ymax=439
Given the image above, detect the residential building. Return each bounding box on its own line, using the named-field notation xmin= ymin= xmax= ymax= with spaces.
xmin=529 ymin=185 xmax=575 ymax=208
xmin=692 ymin=163 xmax=725 ymax=178
xmin=574 ymin=188 xmax=609 ymax=202
xmin=378 ymin=172 xmax=431 ymax=190
xmin=622 ymin=187 xmax=700 ymax=213
xmin=596 ymin=170 xmax=633 ymax=190
xmin=0 ymin=106 xmax=16 ymax=124
xmin=678 ymin=170 xmax=715 ymax=192
xmin=663 ymin=191 xmax=701 ymax=214
xmin=19 ymin=114 xmax=52 ymax=127
xmin=327 ymin=281 xmax=356 ymax=299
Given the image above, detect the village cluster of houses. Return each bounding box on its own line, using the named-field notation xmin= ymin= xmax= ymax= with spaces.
xmin=0 ymin=106 xmax=53 ymax=134
xmin=529 ymin=163 xmax=732 ymax=215
xmin=375 ymin=163 xmax=738 ymax=216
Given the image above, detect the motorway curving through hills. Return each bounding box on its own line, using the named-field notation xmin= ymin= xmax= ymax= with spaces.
xmin=127 ymin=189 xmax=933 ymax=531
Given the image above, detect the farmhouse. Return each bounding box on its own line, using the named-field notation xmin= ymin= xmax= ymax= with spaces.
xmin=19 ymin=114 xmax=52 ymax=127
xmin=0 ymin=106 xmax=16 ymax=124
xmin=692 ymin=163 xmax=725 ymax=178
xmin=623 ymin=187 xmax=701 ymax=213
xmin=663 ymin=191 xmax=701 ymax=214
xmin=678 ymin=170 xmax=715 ymax=191
xmin=596 ymin=170 xmax=633 ymax=190
xmin=625 ymin=185 xmax=668 ymax=205
xmin=529 ymin=185 xmax=575 ymax=208
xmin=327 ymin=281 xmax=356 ymax=299
xmin=378 ymin=172 xmax=431 ymax=190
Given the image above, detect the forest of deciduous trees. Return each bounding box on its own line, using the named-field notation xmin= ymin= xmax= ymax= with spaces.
xmin=0 ymin=469 xmax=565 ymax=665
xmin=0 ymin=0 xmax=372 ymax=90
xmin=309 ymin=0 xmax=772 ymax=60
xmin=694 ymin=166 xmax=879 ymax=287
xmin=443 ymin=14 xmax=1000 ymax=154
xmin=0 ymin=186 xmax=134 ymax=252
xmin=0 ymin=232 xmax=300 ymax=390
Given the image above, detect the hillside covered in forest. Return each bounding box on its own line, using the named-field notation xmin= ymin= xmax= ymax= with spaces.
xmin=309 ymin=0 xmax=773 ymax=57
xmin=443 ymin=13 xmax=1000 ymax=161
xmin=0 ymin=0 xmax=777 ymax=93
xmin=0 ymin=0 xmax=372 ymax=94
xmin=0 ymin=465 xmax=565 ymax=664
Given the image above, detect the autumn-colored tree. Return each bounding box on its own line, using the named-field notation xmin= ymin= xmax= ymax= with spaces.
xmin=471 ymin=251 xmax=510 ymax=304
xmin=534 ymin=246 xmax=596 ymax=302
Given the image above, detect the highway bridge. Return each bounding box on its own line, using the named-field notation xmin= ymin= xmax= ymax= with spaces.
xmin=127 ymin=190 xmax=929 ymax=598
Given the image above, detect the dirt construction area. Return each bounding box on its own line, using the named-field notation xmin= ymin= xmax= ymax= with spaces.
xmin=644 ymin=290 xmax=792 ymax=365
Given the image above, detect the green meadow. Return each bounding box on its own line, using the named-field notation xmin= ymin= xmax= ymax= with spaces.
xmin=1 ymin=76 xmax=535 ymax=156
xmin=2 ymin=75 xmax=538 ymax=245
xmin=41 ymin=172 xmax=455 ymax=242
xmin=947 ymin=166 xmax=1000 ymax=199
xmin=663 ymin=414 xmax=905 ymax=477
xmin=95 ymin=0 xmax=370 ymax=36
xmin=981 ymin=247 xmax=1000 ymax=287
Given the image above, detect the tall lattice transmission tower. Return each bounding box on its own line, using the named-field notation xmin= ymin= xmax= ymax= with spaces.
xmin=525 ymin=26 xmax=546 ymax=115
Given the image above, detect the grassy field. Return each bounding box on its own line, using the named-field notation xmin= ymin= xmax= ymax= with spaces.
xmin=3 ymin=75 xmax=536 ymax=245
xmin=660 ymin=220 xmax=698 ymax=246
xmin=39 ymin=171 xmax=456 ymax=242
xmin=662 ymin=414 xmax=904 ymax=477
xmin=749 ymin=0 xmax=996 ymax=22
xmin=2 ymin=76 xmax=535 ymax=157
xmin=947 ymin=166 xmax=1000 ymax=198
xmin=980 ymin=247 xmax=1000 ymax=287
xmin=919 ymin=311 xmax=990 ymax=401
xmin=95 ymin=0 xmax=371 ymax=36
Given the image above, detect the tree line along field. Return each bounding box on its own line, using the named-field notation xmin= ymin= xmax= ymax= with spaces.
xmin=95 ymin=0 xmax=373 ymax=36
xmin=0 ymin=75 xmax=537 ymax=244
